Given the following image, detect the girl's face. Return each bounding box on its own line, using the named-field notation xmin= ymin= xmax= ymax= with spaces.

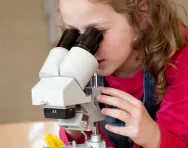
xmin=59 ymin=0 xmax=136 ymax=77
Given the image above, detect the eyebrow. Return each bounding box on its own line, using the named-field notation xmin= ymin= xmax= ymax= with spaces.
xmin=64 ymin=21 xmax=111 ymax=29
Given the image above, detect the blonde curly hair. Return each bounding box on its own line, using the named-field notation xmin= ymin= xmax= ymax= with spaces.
xmin=90 ymin=0 xmax=187 ymax=101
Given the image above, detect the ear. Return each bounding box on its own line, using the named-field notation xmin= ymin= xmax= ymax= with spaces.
xmin=138 ymin=0 xmax=148 ymax=12
xmin=138 ymin=0 xmax=149 ymax=29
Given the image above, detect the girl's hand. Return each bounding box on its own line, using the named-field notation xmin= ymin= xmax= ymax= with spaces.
xmin=97 ymin=87 xmax=160 ymax=148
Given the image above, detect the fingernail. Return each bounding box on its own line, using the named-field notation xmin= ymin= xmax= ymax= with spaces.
xmin=101 ymin=108 xmax=105 ymax=114
xmin=105 ymin=124 xmax=109 ymax=130
xmin=101 ymin=87 xmax=106 ymax=92
xmin=97 ymin=95 xmax=101 ymax=101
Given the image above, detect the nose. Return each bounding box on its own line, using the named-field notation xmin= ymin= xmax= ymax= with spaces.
xmin=94 ymin=48 xmax=101 ymax=60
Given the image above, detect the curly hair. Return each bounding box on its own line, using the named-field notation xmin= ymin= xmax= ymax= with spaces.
xmin=90 ymin=0 xmax=187 ymax=101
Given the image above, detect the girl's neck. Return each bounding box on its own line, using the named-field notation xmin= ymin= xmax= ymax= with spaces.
xmin=113 ymin=63 xmax=143 ymax=78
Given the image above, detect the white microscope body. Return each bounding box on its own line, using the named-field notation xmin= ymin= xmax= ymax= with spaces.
xmin=31 ymin=28 xmax=109 ymax=148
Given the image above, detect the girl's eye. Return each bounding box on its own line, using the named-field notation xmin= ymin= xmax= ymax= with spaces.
xmin=99 ymin=29 xmax=107 ymax=34
xmin=92 ymin=27 xmax=107 ymax=34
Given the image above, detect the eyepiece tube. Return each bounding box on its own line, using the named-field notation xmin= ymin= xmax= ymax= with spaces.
xmin=60 ymin=27 xmax=103 ymax=89
xmin=57 ymin=29 xmax=80 ymax=50
xmin=75 ymin=27 xmax=103 ymax=55
xmin=39 ymin=29 xmax=80 ymax=78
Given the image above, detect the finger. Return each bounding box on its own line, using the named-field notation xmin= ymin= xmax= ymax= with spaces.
xmin=101 ymin=87 xmax=140 ymax=105
xmin=102 ymin=108 xmax=130 ymax=123
xmin=97 ymin=95 xmax=134 ymax=113
xmin=105 ymin=124 xmax=129 ymax=137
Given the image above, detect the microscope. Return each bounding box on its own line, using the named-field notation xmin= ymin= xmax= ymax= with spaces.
xmin=31 ymin=27 xmax=111 ymax=148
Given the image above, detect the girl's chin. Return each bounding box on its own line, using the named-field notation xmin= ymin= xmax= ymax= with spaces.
xmin=96 ymin=68 xmax=113 ymax=77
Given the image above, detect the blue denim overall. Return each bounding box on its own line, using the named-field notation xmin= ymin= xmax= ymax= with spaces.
xmin=97 ymin=67 xmax=161 ymax=148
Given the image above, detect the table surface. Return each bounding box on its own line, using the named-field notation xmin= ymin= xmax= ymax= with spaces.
xmin=0 ymin=121 xmax=60 ymax=148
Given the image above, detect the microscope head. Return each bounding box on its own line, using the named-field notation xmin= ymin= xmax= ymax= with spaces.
xmin=39 ymin=29 xmax=80 ymax=78
xmin=31 ymin=27 xmax=104 ymax=131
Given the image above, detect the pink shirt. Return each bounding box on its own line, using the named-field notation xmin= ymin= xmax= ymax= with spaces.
xmin=59 ymin=29 xmax=188 ymax=147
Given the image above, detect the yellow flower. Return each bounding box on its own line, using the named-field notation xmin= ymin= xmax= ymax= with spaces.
xmin=43 ymin=133 xmax=64 ymax=148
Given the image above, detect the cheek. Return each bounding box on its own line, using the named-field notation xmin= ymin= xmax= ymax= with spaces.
xmin=98 ymin=32 xmax=118 ymax=58
xmin=99 ymin=32 xmax=132 ymax=61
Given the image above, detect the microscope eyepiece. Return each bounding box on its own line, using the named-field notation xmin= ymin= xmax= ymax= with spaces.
xmin=57 ymin=29 xmax=80 ymax=50
xmin=75 ymin=27 xmax=103 ymax=55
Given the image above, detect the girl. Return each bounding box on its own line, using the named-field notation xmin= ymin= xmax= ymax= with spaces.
xmin=58 ymin=0 xmax=188 ymax=147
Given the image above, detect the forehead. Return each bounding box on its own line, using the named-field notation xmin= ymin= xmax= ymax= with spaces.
xmin=59 ymin=0 xmax=115 ymax=29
